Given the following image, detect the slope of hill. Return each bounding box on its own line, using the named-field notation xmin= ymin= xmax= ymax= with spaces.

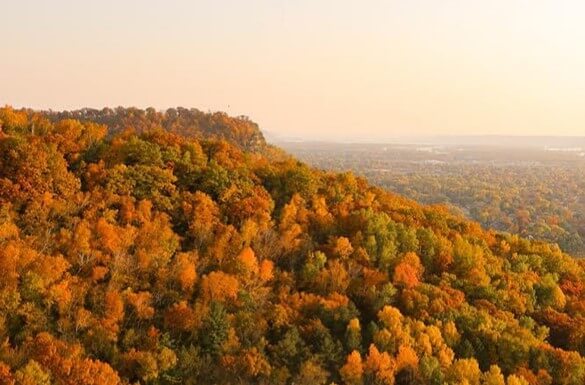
xmin=281 ymin=141 xmax=585 ymax=257
xmin=0 ymin=106 xmax=584 ymax=385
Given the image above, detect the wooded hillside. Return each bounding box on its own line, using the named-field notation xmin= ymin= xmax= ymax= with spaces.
xmin=0 ymin=107 xmax=584 ymax=385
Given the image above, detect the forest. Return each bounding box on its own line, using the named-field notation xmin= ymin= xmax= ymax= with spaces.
xmin=370 ymin=166 xmax=585 ymax=257
xmin=283 ymin=142 xmax=585 ymax=257
xmin=1 ymin=106 xmax=585 ymax=385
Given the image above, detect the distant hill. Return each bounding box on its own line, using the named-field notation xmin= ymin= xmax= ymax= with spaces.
xmin=38 ymin=107 xmax=267 ymax=152
xmin=274 ymin=135 xmax=585 ymax=149
xmin=414 ymin=135 xmax=585 ymax=149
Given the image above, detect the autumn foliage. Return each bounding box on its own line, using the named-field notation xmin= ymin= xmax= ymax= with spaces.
xmin=0 ymin=106 xmax=584 ymax=384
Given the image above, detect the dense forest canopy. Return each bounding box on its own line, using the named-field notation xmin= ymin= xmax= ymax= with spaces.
xmin=1 ymin=106 xmax=585 ymax=385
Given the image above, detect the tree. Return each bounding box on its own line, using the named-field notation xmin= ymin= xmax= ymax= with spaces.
xmin=482 ymin=366 xmax=505 ymax=385
xmin=201 ymin=301 xmax=229 ymax=356
xmin=236 ymin=247 xmax=259 ymax=278
xmin=125 ymin=291 xmax=154 ymax=320
xmin=102 ymin=290 xmax=125 ymax=340
xmin=14 ymin=360 xmax=50 ymax=385
xmin=182 ymin=191 xmax=220 ymax=247
xmin=0 ymin=362 xmax=14 ymax=385
xmin=395 ymin=345 xmax=418 ymax=372
xmin=295 ymin=359 xmax=329 ymax=385
xmin=364 ymin=344 xmax=395 ymax=385
xmin=346 ymin=318 xmax=362 ymax=353
xmin=164 ymin=301 xmax=196 ymax=332
xmin=330 ymin=236 xmax=354 ymax=260
xmin=200 ymin=271 xmax=239 ymax=304
xmin=340 ymin=351 xmax=364 ymax=385
xmin=173 ymin=252 xmax=198 ymax=292
xmin=446 ymin=358 xmax=481 ymax=385
xmin=271 ymin=327 xmax=309 ymax=372
xmin=393 ymin=252 xmax=423 ymax=289
xmin=259 ymin=259 xmax=274 ymax=282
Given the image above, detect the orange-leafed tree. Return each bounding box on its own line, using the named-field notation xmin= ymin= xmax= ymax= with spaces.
xmin=200 ymin=271 xmax=239 ymax=304
xmin=392 ymin=252 xmax=423 ymax=289
xmin=340 ymin=351 xmax=364 ymax=385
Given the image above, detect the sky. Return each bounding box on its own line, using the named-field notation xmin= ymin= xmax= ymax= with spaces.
xmin=1 ymin=0 xmax=585 ymax=140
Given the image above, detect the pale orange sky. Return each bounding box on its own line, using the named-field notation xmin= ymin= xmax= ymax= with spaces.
xmin=1 ymin=0 xmax=584 ymax=140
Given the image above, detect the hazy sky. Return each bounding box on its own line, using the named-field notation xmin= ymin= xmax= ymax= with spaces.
xmin=1 ymin=0 xmax=585 ymax=140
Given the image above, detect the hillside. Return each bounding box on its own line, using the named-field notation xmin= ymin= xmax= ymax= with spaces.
xmin=373 ymin=166 xmax=585 ymax=257
xmin=281 ymin=142 xmax=585 ymax=257
xmin=0 ymin=107 xmax=585 ymax=385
